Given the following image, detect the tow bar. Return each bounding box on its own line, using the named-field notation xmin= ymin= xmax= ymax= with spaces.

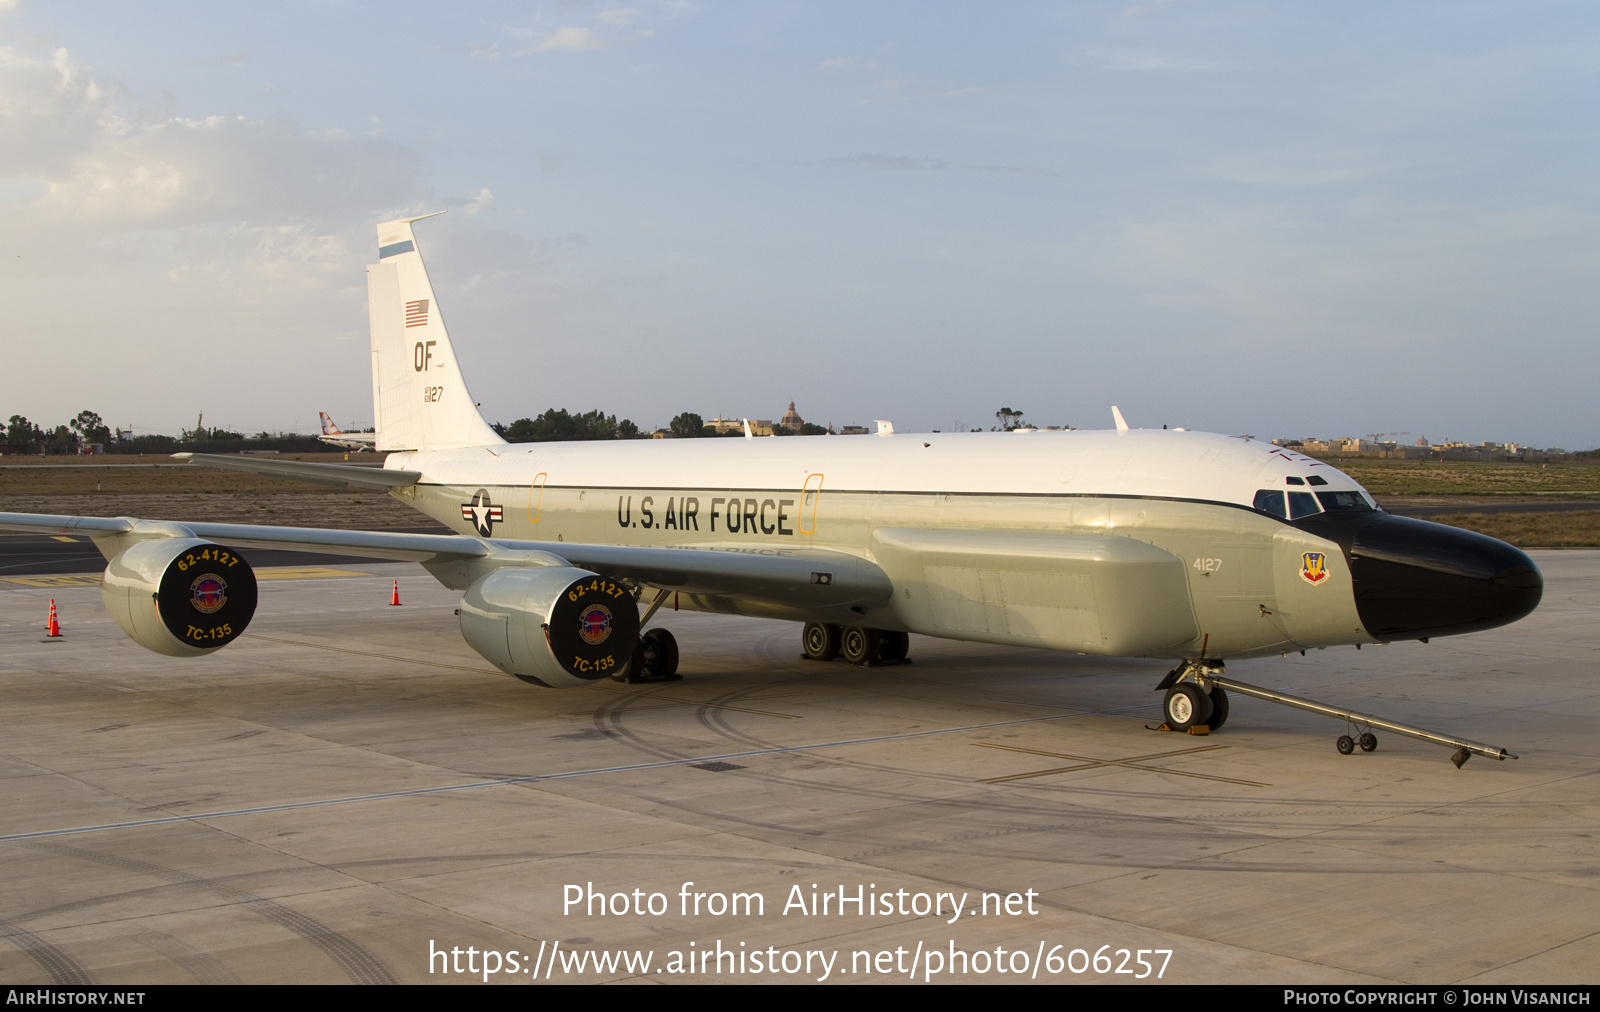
xmin=1158 ymin=664 xmax=1518 ymax=768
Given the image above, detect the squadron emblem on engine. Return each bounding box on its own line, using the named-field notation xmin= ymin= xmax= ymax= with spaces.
xmin=461 ymin=489 xmax=504 ymax=537
xmin=578 ymin=603 xmax=614 ymax=646
xmin=190 ymin=574 xmax=228 ymax=613
xmin=1301 ymin=552 xmax=1329 ymax=585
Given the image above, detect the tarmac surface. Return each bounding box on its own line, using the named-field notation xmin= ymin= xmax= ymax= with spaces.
xmin=0 ymin=553 xmax=1596 ymax=985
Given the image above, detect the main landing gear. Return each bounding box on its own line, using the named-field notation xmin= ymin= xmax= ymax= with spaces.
xmin=624 ymin=589 xmax=681 ymax=683
xmin=802 ymin=622 xmax=910 ymax=666
xmin=627 ymin=628 xmax=681 ymax=683
xmin=1155 ymin=660 xmax=1517 ymax=767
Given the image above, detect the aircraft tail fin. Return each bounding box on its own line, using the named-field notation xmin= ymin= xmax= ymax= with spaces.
xmin=368 ymin=214 xmax=503 ymax=452
xmin=319 ymin=411 xmax=341 ymax=436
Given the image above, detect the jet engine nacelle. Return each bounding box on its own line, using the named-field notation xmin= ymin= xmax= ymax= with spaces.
xmin=102 ymin=538 xmax=258 ymax=656
xmin=459 ymin=567 xmax=640 ymax=687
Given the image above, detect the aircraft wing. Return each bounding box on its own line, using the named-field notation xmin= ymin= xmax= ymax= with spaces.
xmin=0 ymin=512 xmax=892 ymax=608
xmin=172 ymin=453 xmax=419 ymax=490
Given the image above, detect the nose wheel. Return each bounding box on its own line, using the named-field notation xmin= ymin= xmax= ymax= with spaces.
xmin=1162 ymin=684 xmax=1213 ymax=731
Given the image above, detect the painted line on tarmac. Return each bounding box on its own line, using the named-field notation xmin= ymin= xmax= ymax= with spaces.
xmin=0 ymin=705 xmax=1150 ymax=843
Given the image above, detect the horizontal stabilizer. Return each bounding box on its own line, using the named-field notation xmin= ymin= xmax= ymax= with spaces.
xmin=172 ymin=453 xmax=421 ymax=490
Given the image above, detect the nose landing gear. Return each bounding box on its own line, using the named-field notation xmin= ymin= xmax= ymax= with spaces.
xmin=1155 ymin=660 xmax=1515 ymax=766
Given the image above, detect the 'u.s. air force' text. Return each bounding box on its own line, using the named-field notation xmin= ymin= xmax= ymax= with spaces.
xmin=618 ymin=496 xmax=797 ymax=535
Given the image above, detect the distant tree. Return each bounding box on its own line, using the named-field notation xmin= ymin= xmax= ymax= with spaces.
xmin=993 ymin=407 xmax=1029 ymax=431
xmin=669 ymin=412 xmax=706 ymax=438
xmin=771 ymin=422 xmax=828 ymax=437
xmin=69 ymin=410 xmax=111 ymax=446
xmin=494 ymin=409 xmax=646 ymax=442
xmin=6 ymin=415 xmax=45 ymax=450
xmin=108 ymin=434 xmax=180 ymax=454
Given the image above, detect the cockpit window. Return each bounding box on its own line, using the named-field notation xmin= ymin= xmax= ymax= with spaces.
xmin=1285 ymin=476 xmax=1305 ymax=486
xmin=1253 ymin=489 xmax=1287 ymax=518
xmin=1316 ymin=490 xmax=1374 ymax=512
xmin=1288 ymin=491 xmax=1321 ymax=519
xmin=1306 ymin=475 xmax=1328 ymax=486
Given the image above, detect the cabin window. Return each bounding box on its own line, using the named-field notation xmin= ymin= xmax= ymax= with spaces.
xmin=1288 ymin=491 xmax=1321 ymax=518
xmin=1316 ymin=490 xmax=1374 ymax=512
xmin=1253 ymin=489 xmax=1288 ymax=518
xmin=1285 ymin=476 xmax=1306 ymax=486
xmin=1306 ymin=475 xmax=1328 ymax=486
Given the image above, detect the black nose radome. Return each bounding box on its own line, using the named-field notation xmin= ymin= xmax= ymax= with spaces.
xmin=1291 ymin=511 xmax=1542 ymax=641
xmin=1345 ymin=514 xmax=1542 ymax=640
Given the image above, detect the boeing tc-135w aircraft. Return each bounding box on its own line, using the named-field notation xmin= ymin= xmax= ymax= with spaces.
xmin=0 ymin=215 xmax=1544 ymax=765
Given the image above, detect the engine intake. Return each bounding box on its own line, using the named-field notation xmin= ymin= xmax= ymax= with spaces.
xmin=102 ymin=538 xmax=258 ymax=656
xmin=459 ymin=567 xmax=639 ymax=687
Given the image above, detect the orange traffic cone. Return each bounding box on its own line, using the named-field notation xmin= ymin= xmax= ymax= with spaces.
xmin=46 ymin=599 xmax=61 ymax=637
xmin=390 ymin=580 xmax=401 ymax=606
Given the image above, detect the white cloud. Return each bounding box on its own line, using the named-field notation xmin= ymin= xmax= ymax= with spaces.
xmin=464 ymin=187 xmax=495 ymax=216
xmin=595 ymin=8 xmax=640 ymax=27
xmin=1082 ymin=46 xmax=1229 ymax=72
xmin=23 ymin=113 xmax=417 ymax=230
xmin=517 ymin=26 xmax=608 ymax=55
xmin=816 ymin=153 xmax=1063 ymax=178
xmin=0 ymin=46 xmax=420 ymax=236
xmin=1121 ymin=0 xmax=1183 ymax=18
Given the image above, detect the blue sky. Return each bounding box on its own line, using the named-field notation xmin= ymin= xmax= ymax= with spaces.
xmin=1 ymin=1 xmax=1596 ymax=446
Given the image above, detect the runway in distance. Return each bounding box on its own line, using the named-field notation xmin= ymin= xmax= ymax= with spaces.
xmin=317 ymin=411 xmax=376 ymax=451
xmin=0 ymin=215 xmax=1545 ymax=764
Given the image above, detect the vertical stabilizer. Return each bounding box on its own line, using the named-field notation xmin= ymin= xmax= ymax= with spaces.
xmin=369 ymin=215 xmax=504 ymax=452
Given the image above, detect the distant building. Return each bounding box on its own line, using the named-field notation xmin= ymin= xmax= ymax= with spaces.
xmin=706 ymin=415 xmax=775 ymax=436
xmin=781 ymin=401 xmax=805 ymax=430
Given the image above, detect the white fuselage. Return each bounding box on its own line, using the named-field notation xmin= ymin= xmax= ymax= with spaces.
xmin=383 ymin=428 xmax=1376 ymax=661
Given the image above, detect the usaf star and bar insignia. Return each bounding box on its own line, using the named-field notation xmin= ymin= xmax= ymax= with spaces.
xmin=461 ymin=489 xmax=504 ymax=537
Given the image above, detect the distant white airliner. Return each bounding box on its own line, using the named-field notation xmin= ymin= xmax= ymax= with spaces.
xmin=317 ymin=412 xmax=376 ymax=451
xmin=0 ymin=214 xmax=1542 ymax=765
